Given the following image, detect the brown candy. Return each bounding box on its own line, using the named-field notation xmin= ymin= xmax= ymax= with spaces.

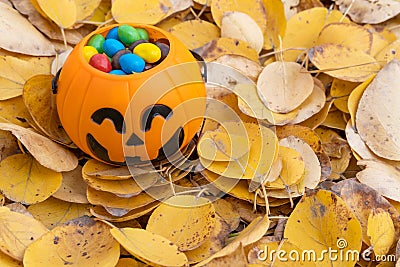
xmin=111 ymin=49 xmax=131 ymax=70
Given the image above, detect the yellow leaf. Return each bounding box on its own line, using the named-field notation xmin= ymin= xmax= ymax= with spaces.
xmin=0 ymin=129 xmax=19 ymax=162
xmin=334 ymin=0 xmax=400 ymax=23
xmin=0 ymin=154 xmax=62 ymax=204
xmin=201 ymin=243 xmax=248 ymax=267
xmin=115 ymin=258 xmax=143 ymax=267
xmin=193 ymin=37 xmax=259 ymax=62
xmin=300 ymin=99 xmax=335 ymax=130
xmin=356 ymin=60 xmax=400 ymax=160
xmin=257 ymin=61 xmax=314 ymax=113
xmin=308 ymin=44 xmax=381 ymax=82
xmin=0 ymin=2 xmax=55 ymax=55
xmin=317 ymin=22 xmax=373 ymax=54
xmin=23 ymin=75 xmax=74 ymax=147
xmin=200 ymin=122 xmax=278 ymax=180
xmin=111 ymin=0 xmax=172 ymax=25
xmin=331 ymin=78 xmax=359 ymax=113
xmin=169 ymin=20 xmax=220 ymax=50
xmin=0 ymin=123 xmax=78 ymax=172
xmin=348 ymin=74 xmax=375 ymax=127
xmin=27 ymin=197 xmax=92 ymax=229
xmin=90 ymin=202 xmax=160 ymax=222
xmin=146 ymin=195 xmax=216 ymax=251
xmin=197 ymin=131 xmax=250 ymax=161
xmin=284 ymin=189 xmax=362 ymax=267
xmin=367 ymin=209 xmax=396 ymax=256
xmin=0 ymin=206 xmax=48 ymax=261
xmin=24 ymin=216 xmax=119 ymax=266
xmin=0 ymin=251 xmax=22 ymax=267
xmin=282 ymin=7 xmax=350 ymax=61
xmin=375 ymin=40 xmax=400 ymax=66
xmin=36 ymin=0 xmax=77 ymax=28
xmin=210 ymin=0 xmax=267 ymax=33
xmin=110 ymin=228 xmax=188 ymax=266
xmin=74 ymin=0 xmax=101 ymax=21
xmin=263 ymin=0 xmax=287 ymax=49
xmin=213 ymin=199 xmax=240 ymax=232
xmin=221 ymin=11 xmax=264 ymax=53
xmin=0 ymin=96 xmax=33 ymax=127
xmin=267 ymin=146 xmax=305 ymax=189
xmin=213 ymin=55 xmax=262 ymax=82
xmin=52 ymin=165 xmax=89 ymax=204
xmin=185 ymin=216 xmax=230 ymax=264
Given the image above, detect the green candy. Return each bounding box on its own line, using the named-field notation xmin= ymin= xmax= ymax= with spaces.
xmin=87 ymin=34 xmax=105 ymax=53
xmin=118 ymin=25 xmax=140 ymax=46
xmin=136 ymin=28 xmax=149 ymax=41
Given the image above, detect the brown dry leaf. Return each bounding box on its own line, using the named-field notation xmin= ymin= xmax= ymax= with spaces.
xmin=356 ymin=59 xmax=400 ymax=160
xmin=308 ymin=44 xmax=381 ymax=82
xmin=52 ymin=165 xmax=89 ymax=204
xmin=357 ymin=160 xmax=400 ymax=202
xmin=212 ymin=55 xmax=262 ymax=82
xmin=212 ymin=199 xmax=240 ymax=231
xmin=111 ymin=0 xmax=172 ymax=25
xmin=257 ymin=61 xmax=314 ymax=113
xmin=23 ymin=75 xmax=74 ymax=147
xmin=334 ymin=0 xmax=400 ymax=23
xmin=11 ymin=0 xmax=83 ymax=45
xmin=194 ymin=215 xmax=270 ymax=267
xmin=111 ymin=227 xmax=188 ymax=266
xmin=35 ymin=0 xmax=77 ymax=28
xmin=317 ymin=22 xmax=373 ymax=54
xmin=0 ymin=206 xmax=48 ymax=261
xmin=0 ymin=55 xmax=52 ymax=100
xmin=169 ymin=20 xmax=220 ymax=50
xmin=0 ymin=2 xmax=56 ymax=55
xmin=284 ymin=189 xmax=362 ymax=267
xmin=185 ymin=216 xmax=230 ymax=264
xmin=224 ymin=196 xmax=266 ymax=223
xmin=0 ymin=130 xmax=19 ymax=161
xmin=27 ymin=197 xmax=92 ymax=229
xmin=282 ymin=7 xmax=350 ymax=61
xmin=331 ymin=178 xmax=400 ymax=247
xmin=0 ymin=154 xmax=62 ymax=204
xmin=193 ymin=37 xmax=259 ymax=62
xmin=23 ymin=216 xmax=119 ymax=266
xmin=221 ymin=11 xmax=264 ymax=53
xmin=0 ymin=123 xmax=78 ymax=172
xmin=367 ymin=208 xmax=396 ymax=256
xmin=146 ymin=195 xmax=216 ymax=251
xmin=90 ymin=201 xmax=160 ymax=222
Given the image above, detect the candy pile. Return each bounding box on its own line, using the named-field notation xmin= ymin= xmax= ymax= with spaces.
xmin=83 ymin=25 xmax=170 ymax=75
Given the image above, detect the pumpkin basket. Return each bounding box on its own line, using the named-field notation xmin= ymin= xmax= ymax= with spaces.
xmin=54 ymin=24 xmax=206 ymax=166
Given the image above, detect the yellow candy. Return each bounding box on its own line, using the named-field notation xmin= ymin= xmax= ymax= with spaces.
xmin=83 ymin=46 xmax=98 ymax=62
xmin=133 ymin=43 xmax=161 ymax=63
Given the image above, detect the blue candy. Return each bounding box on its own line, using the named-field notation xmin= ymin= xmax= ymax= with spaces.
xmin=102 ymin=39 xmax=125 ymax=57
xmin=109 ymin=69 xmax=126 ymax=75
xmin=106 ymin=27 xmax=119 ymax=40
xmin=119 ymin=54 xmax=145 ymax=73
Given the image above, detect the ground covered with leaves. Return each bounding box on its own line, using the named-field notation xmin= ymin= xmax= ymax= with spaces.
xmin=1 ymin=0 xmax=400 ymax=266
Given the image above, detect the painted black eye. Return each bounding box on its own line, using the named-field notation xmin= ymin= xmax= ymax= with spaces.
xmin=91 ymin=108 xmax=125 ymax=134
xmin=141 ymin=104 xmax=173 ymax=132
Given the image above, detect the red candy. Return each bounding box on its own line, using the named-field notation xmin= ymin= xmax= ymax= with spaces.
xmin=89 ymin=54 xmax=112 ymax=73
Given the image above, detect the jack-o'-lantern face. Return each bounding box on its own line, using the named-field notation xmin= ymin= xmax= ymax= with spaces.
xmin=56 ymin=24 xmax=206 ymax=165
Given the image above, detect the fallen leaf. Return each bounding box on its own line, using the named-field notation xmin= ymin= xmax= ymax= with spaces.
xmin=0 ymin=154 xmax=62 ymax=204
xmin=202 ymin=243 xmax=248 ymax=267
xmin=0 ymin=206 xmax=48 ymax=261
xmin=52 ymin=165 xmax=89 ymax=204
xmin=0 ymin=123 xmax=78 ymax=172
xmin=90 ymin=201 xmax=160 ymax=222
xmin=308 ymin=44 xmax=381 ymax=82
xmin=367 ymin=208 xmax=396 ymax=256
xmin=23 ymin=216 xmax=120 ymax=266
xmin=36 ymin=0 xmax=77 ymax=28
xmin=0 ymin=2 xmax=56 ymax=55
xmin=257 ymin=61 xmax=314 ymax=113
xmin=212 ymin=199 xmax=240 ymax=231
xmin=263 ymin=0 xmax=287 ymax=49
xmin=334 ymin=0 xmax=400 ymax=23
xmin=110 ymin=228 xmax=188 ymax=266
xmin=0 ymin=251 xmax=22 ymax=267
xmin=213 ymin=55 xmax=262 ymax=82
xmin=221 ymin=11 xmax=264 ymax=53
xmin=0 ymin=130 xmax=19 ymax=161
xmin=356 ymin=59 xmax=400 ymax=160
xmin=169 ymin=20 xmax=220 ymax=50
xmin=284 ymin=189 xmax=362 ymax=267
xmin=111 ymin=0 xmax=172 ymax=24
xmin=75 ymin=0 xmax=102 ymax=21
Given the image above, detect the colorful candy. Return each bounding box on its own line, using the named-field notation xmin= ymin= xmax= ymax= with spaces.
xmin=84 ymin=26 xmax=170 ymax=75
